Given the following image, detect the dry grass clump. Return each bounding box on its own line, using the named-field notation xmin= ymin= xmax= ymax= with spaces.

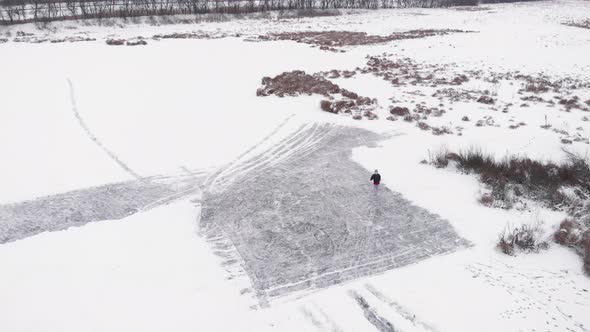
xmin=515 ymin=73 xmax=590 ymax=94
xmin=554 ymin=219 xmax=590 ymax=275
xmin=257 ymin=70 xmax=340 ymax=97
xmin=429 ymin=147 xmax=590 ymax=210
xmin=106 ymin=38 xmax=126 ymax=45
xmin=320 ymin=100 xmax=335 ymax=113
xmin=260 ymin=29 xmax=469 ymax=50
xmin=390 ymin=106 xmax=411 ymax=116
xmin=50 ymin=36 xmax=96 ymax=43
xmin=476 ymin=95 xmax=495 ymax=104
xmin=497 ymin=224 xmax=549 ymax=255
xmin=554 ymin=219 xmax=584 ymax=247
xmin=583 ymin=231 xmax=590 ymax=274
xmin=106 ymin=38 xmax=148 ymax=46
xmin=564 ymin=20 xmax=590 ymax=30
xmin=152 ymin=32 xmax=219 ymax=40
xmin=126 ymin=38 xmax=148 ymax=46
xmin=257 ymin=70 xmax=376 ymax=118
xmin=479 ymin=193 xmax=494 ymax=206
xmin=428 ymin=147 xmax=450 ymax=168
xmin=417 ymin=121 xmax=430 ymax=130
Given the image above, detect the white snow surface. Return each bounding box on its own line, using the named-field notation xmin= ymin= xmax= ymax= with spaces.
xmin=1 ymin=1 xmax=590 ymax=331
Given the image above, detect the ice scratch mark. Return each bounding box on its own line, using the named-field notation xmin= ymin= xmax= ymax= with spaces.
xmin=299 ymin=304 xmax=344 ymax=332
xmin=365 ymin=284 xmax=440 ymax=332
xmin=313 ymin=304 xmax=344 ymax=332
xmin=300 ymin=306 xmax=326 ymax=330
xmin=350 ymin=290 xmax=398 ymax=332
xmin=67 ymin=79 xmax=142 ymax=180
xmin=204 ymin=114 xmax=295 ymax=192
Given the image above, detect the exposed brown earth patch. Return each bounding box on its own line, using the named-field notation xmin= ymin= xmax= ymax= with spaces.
xmin=106 ymin=37 xmax=148 ymax=46
xmin=259 ymin=29 xmax=471 ymax=51
xmin=152 ymin=32 xmax=226 ymax=40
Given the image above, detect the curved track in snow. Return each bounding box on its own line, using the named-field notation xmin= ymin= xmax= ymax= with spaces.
xmin=67 ymin=79 xmax=143 ymax=180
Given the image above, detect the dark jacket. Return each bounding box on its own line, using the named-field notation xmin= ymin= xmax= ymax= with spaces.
xmin=370 ymin=173 xmax=381 ymax=185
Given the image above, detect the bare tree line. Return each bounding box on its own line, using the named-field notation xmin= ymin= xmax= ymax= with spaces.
xmin=0 ymin=0 xmax=529 ymax=25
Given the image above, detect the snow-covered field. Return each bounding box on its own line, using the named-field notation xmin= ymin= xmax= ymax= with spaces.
xmin=1 ymin=1 xmax=590 ymax=331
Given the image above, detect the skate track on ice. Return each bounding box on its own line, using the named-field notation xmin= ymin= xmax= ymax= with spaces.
xmin=200 ymin=122 xmax=469 ymax=304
